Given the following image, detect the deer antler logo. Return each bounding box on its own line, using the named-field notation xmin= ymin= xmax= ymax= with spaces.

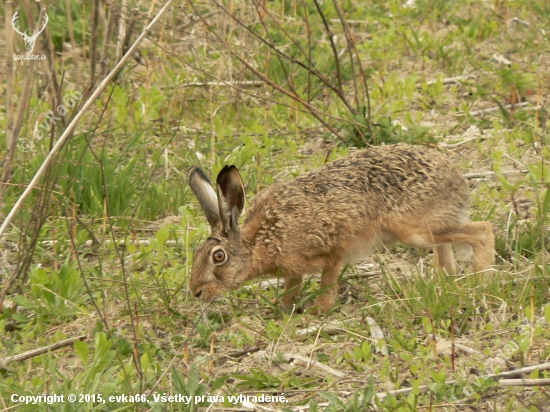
xmin=12 ymin=10 xmax=49 ymax=54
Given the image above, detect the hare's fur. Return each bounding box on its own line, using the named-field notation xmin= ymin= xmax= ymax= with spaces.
xmin=188 ymin=144 xmax=495 ymax=314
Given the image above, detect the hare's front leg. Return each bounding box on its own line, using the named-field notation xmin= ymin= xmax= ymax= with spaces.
xmin=278 ymin=276 xmax=303 ymax=310
xmin=309 ymin=259 xmax=343 ymax=315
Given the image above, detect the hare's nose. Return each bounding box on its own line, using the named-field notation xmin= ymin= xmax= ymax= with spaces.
xmin=193 ymin=288 xmax=202 ymax=298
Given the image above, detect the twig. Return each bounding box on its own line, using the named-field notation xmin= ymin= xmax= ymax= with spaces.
xmin=499 ymin=378 xmax=550 ymax=387
xmin=294 ymin=320 xmax=347 ymax=337
xmin=281 ymin=353 xmax=345 ymax=378
xmin=464 ymin=170 xmax=528 ymax=179
xmin=90 ymin=0 xmax=100 ymax=82
xmin=0 ymin=0 xmax=14 ymax=198
xmin=5 ymin=1 xmax=14 ymax=153
xmin=438 ymin=136 xmax=485 ymax=148
xmin=99 ymin=5 xmax=115 ymax=75
xmin=221 ymin=346 xmax=262 ymax=359
xmin=0 ymin=0 xmax=176 ymax=240
xmin=454 ymin=343 xmax=481 ymax=356
xmin=465 ymin=102 xmax=529 ymax=117
xmin=116 ymin=0 xmax=129 ymax=60
xmin=424 ymin=74 xmax=475 ymax=86
xmin=63 ymin=0 xmax=76 ymax=48
xmin=3 ymin=336 xmax=86 ymax=365
xmin=182 ymin=80 xmax=265 ymax=87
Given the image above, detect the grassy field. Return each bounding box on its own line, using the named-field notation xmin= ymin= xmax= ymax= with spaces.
xmin=1 ymin=0 xmax=549 ymax=410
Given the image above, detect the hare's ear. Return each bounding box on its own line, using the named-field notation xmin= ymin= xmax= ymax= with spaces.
xmin=216 ymin=165 xmax=245 ymax=233
xmin=188 ymin=166 xmax=221 ymax=229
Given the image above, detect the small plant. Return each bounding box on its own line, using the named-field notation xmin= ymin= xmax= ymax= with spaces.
xmin=12 ymin=264 xmax=89 ymax=325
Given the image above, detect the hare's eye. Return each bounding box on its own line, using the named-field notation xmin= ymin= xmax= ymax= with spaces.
xmin=212 ymin=249 xmax=227 ymax=265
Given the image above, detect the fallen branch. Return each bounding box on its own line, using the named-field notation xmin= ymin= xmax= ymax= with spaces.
xmin=2 ymin=335 xmax=87 ymax=365
xmin=498 ymin=378 xmax=550 ymax=387
xmin=281 ymin=353 xmax=345 ymax=378
xmin=464 ymin=102 xmax=529 ymax=117
xmin=294 ymin=321 xmax=347 ymax=337
xmin=182 ymin=80 xmax=265 ymax=88
xmin=221 ymin=346 xmax=263 ymax=359
xmin=416 ymin=74 xmax=476 ymax=89
xmin=438 ymin=136 xmax=486 ymax=148
xmin=464 ymin=170 xmax=528 ymax=179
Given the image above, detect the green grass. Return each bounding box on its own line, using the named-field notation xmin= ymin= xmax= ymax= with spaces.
xmin=1 ymin=0 xmax=549 ymax=410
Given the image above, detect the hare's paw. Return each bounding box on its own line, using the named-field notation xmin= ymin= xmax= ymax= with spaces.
xmin=306 ymin=295 xmax=336 ymax=316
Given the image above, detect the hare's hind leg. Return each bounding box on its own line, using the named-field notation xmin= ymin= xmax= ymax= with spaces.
xmin=399 ymin=221 xmax=494 ymax=273
xmin=434 ymin=244 xmax=456 ymax=274
xmin=461 ymin=221 xmax=495 ymax=271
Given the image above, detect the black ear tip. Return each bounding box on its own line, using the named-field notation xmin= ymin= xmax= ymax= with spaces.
xmin=219 ymin=165 xmax=238 ymax=174
xmin=188 ymin=166 xmax=212 ymax=184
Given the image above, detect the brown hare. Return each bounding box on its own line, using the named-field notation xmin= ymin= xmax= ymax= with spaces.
xmin=188 ymin=143 xmax=495 ymax=315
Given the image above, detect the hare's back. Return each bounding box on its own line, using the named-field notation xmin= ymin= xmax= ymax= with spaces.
xmin=297 ymin=144 xmax=467 ymax=202
xmin=279 ymin=144 xmax=469 ymax=228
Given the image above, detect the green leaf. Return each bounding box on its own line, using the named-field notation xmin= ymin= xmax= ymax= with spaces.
xmin=11 ymin=312 xmax=31 ymax=323
xmin=74 ymin=340 xmax=89 ymax=365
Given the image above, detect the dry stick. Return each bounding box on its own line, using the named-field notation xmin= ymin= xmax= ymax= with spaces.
xmin=529 ymin=286 xmax=535 ymax=365
xmin=36 ymin=2 xmax=63 ymax=119
xmin=90 ymin=0 xmax=100 ymax=83
xmin=5 ymin=1 xmax=14 ymax=152
xmin=116 ymin=0 xmax=129 ymax=60
xmin=0 ymin=0 xmax=175 ymax=241
xmin=499 ymin=378 xmax=550 ymax=387
xmin=467 ymin=102 xmax=530 ymax=117
xmin=99 ymin=6 xmax=115 ymax=76
xmin=182 ymin=80 xmax=265 ymax=87
xmin=281 ymin=353 xmax=345 ymax=378
xmin=464 ymin=170 xmax=528 ymax=179
xmin=2 ymin=336 xmax=86 ymax=365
